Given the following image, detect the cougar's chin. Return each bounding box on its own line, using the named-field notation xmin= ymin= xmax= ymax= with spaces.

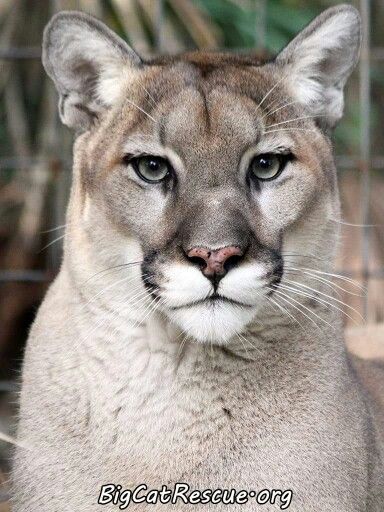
xmin=167 ymin=299 xmax=256 ymax=344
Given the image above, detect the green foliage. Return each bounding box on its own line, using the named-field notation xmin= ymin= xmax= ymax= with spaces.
xmin=266 ymin=2 xmax=319 ymax=52
xmin=195 ymin=0 xmax=257 ymax=48
xmin=195 ymin=0 xmax=319 ymax=52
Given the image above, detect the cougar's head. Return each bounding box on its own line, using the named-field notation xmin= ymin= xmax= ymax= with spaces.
xmin=43 ymin=5 xmax=360 ymax=343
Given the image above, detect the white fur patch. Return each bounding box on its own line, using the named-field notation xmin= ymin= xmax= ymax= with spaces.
xmin=96 ymin=64 xmax=133 ymax=106
xmin=160 ymin=262 xmax=269 ymax=343
xmin=218 ymin=263 xmax=266 ymax=306
xmin=161 ymin=264 xmax=212 ymax=307
xmin=169 ymin=301 xmax=256 ymax=344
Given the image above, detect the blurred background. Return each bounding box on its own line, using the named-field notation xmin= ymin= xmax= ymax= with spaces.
xmin=0 ymin=0 xmax=383 ymax=508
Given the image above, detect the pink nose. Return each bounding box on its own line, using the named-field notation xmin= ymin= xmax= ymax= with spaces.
xmin=186 ymin=246 xmax=244 ymax=277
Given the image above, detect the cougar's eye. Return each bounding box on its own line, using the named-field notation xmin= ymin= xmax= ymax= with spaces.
xmin=249 ymin=153 xmax=288 ymax=181
xmin=129 ymin=155 xmax=171 ymax=183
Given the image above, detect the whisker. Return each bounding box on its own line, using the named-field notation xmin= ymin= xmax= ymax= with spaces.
xmin=126 ymin=287 xmax=153 ymax=306
xmin=177 ymin=332 xmax=189 ymax=361
xmin=41 ymin=223 xmax=68 ymax=233
xmin=328 ymin=218 xmax=378 ymax=227
xmin=0 ymin=430 xmax=29 ymax=449
xmin=271 ymin=287 xmax=334 ymax=331
xmin=258 ymin=96 xmax=287 ymax=124
xmin=141 ymin=85 xmax=157 ymax=107
xmin=266 ymin=114 xmax=324 ymax=129
xmin=285 ymin=270 xmax=363 ymax=297
xmin=126 ymin=98 xmax=156 ymax=122
xmin=236 ymin=333 xmax=252 ymax=360
xmin=147 ymin=296 xmax=167 ymax=325
xmin=264 ymin=128 xmax=318 ymax=135
xmin=278 ymin=284 xmax=357 ymax=324
xmin=79 ymin=281 xmax=149 ymax=339
xmin=39 ymin=234 xmax=66 ymax=252
xmin=130 ymin=73 xmax=158 ymax=108
xmin=288 ymin=266 xmax=365 ymax=290
xmin=238 ymin=332 xmax=263 ymax=357
xmin=285 ymin=270 xmax=343 ymax=298
xmin=83 ymin=261 xmax=143 ymax=285
xmin=282 ymin=251 xmax=322 ymax=261
xmin=257 ymin=72 xmax=288 ymax=110
xmin=269 ymin=287 xmax=322 ymax=330
xmin=131 ymin=295 xmax=162 ymax=329
xmin=266 ymin=294 xmax=305 ymax=330
xmin=277 ymin=282 xmax=362 ymax=324
xmin=263 ymin=99 xmax=300 ymax=120
xmin=81 ymin=273 xmax=147 ymax=312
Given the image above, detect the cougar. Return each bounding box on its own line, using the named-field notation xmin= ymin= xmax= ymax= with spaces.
xmin=12 ymin=5 xmax=383 ymax=511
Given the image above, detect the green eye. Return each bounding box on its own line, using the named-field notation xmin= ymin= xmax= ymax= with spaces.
xmin=130 ymin=155 xmax=170 ymax=183
xmin=250 ymin=153 xmax=286 ymax=181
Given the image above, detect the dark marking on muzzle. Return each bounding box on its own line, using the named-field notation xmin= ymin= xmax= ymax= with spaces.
xmin=266 ymin=249 xmax=284 ymax=295
xmin=141 ymin=249 xmax=161 ymax=299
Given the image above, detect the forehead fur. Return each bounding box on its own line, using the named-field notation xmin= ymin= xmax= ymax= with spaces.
xmin=88 ymin=52 xmax=294 ymax=151
xmin=83 ymin=52 xmax=331 ymax=184
xmin=151 ymin=49 xmax=267 ymax=69
xmin=136 ymin=52 xmax=278 ymax=110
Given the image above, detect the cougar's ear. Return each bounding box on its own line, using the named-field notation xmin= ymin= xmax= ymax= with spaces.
xmin=275 ymin=4 xmax=361 ymax=129
xmin=43 ymin=11 xmax=142 ymax=132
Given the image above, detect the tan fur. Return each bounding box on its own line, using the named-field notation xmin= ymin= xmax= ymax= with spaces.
xmin=12 ymin=6 xmax=383 ymax=511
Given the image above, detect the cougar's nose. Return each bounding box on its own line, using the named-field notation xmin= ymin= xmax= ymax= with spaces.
xmin=186 ymin=246 xmax=245 ymax=280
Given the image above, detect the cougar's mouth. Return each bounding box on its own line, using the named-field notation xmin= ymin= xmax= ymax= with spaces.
xmin=169 ymin=293 xmax=253 ymax=310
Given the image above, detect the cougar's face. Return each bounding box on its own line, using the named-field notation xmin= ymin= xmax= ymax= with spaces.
xmin=84 ymin=60 xmax=336 ymax=343
xmin=45 ymin=8 xmax=359 ymax=343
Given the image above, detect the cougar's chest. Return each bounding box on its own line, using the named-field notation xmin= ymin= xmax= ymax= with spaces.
xmin=75 ymin=342 xmax=265 ymax=481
